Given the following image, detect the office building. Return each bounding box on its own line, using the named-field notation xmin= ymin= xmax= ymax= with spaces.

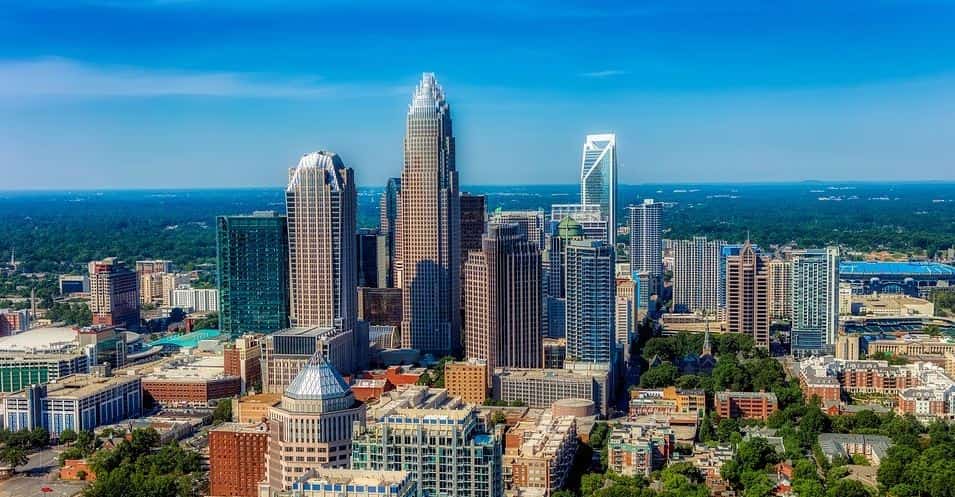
xmin=88 ymin=257 xmax=139 ymax=329
xmin=461 ymin=193 xmax=487 ymax=263
xmin=0 ymin=352 xmax=89 ymax=393
xmin=627 ymin=200 xmax=662 ymax=295
xmin=629 ymin=387 xmax=707 ymax=418
xmin=379 ymin=177 xmax=401 ymax=288
xmin=398 ymin=73 xmax=460 ymax=356
xmin=286 ymin=151 xmax=357 ymax=334
xmin=768 ymin=259 xmax=793 ymax=321
xmin=542 ymin=219 xmax=582 ymax=339
xmin=141 ymin=354 xmax=241 ymax=408
xmin=445 ymin=359 xmax=488 ymax=404
xmin=714 ymin=391 xmax=779 ymax=420
xmin=217 ymin=212 xmax=290 ymax=337
xmin=579 ymin=133 xmax=617 ymax=243
xmin=4 ymin=372 xmax=142 ymax=440
xmin=549 ymin=204 xmax=607 ymax=242
xmin=725 ymin=242 xmax=771 ymax=349
xmin=224 ymin=335 xmax=262 ymax=394
xmin=351 ymin=408 xmax=503 ymax=497
xmin=263 ymin=354 xmax=366 ymax=493
xmin=490 ymin=209 xmax=546 ymax=249
xmin=357 ymin=229 xmax=381 ymax=288
xmin=465 ymin=222 xmax=542 ymax=375
xmin=160 ymin=273 xmax=190 ymax=307
xmin=172 ymin=287 xmax=219 ymax=312
xmin=283 ymin=468 xmax=416 ymax=497
xmin=565 ymin=239 xmax=615 ymax=366
xmin=135 ymin=259 xmax=173 ymax=275
xmin=503 ymin=413 xmax=577 ymax=496
xmin=672 ymin=237 xmax=724 ymax=315
xmin=358 ymin=287 xmax=402 ymax=328
xmin=543 ymin=338 xmax=566 ymax=369
xmin=0 ymin=308 xmax=29 ymax=336
xmin=261 ymin=326 xmax=362 ymax=393
xmin=209 ymin=422 xmax=269 ymax=497
xmin=492 ymin=368 xmax=611 ymax=416
xmin=58 ymin=274 xmax=89 ymax=295
xmin=791 ymin=247 xmax=840 ymax=354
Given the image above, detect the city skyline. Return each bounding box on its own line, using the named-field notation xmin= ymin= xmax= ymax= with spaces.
xmin=4 ymin=2 xmax=955 ymax=190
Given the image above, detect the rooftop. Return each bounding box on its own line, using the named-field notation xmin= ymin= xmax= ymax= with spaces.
xmin=141 ymin=353 xmax=231 ymax=382
xmin=293 ymin=467 xmax=411 ymax=490
xmin=284 ymin=353 xmax=351 ymax=402
xmin=0 ymin=326 xmax=77 ymax=352
xmin=211 ymin=422 xmax=270 ymax=435
xmin=35 ymin=373 xmax=139 ymax=399
xmin=840 ymin=261 xmax=955 ymax=276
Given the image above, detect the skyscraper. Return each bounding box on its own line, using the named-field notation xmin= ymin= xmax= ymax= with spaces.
xmin=565 ymin=239 xmax=616 ymax=365
xmin=88 ymin=257 xmax=139 ymax=329
xmin=726 ymin=241 xmax=771 ymax=349
xmin=489 ymin=209 xmax=546 ymax=249
xmin=399 ymin=73 xmax=460 ymax=355
xmin=627 ymin=199 xmax=663 ymax=295
xmin=356 ymin=228 xmax=380 ymax=288
xmin=217 ymin=211 xmax=289 ymax=337
xmin=286 ymin=151 xmax=357 ymax=332
xmin=460 ymin=194 xmax=487 ymax=268
xmin=580 ymin=133 xmax=617 ymax=244
xmin=791 ymin=247 xmax=840 ymax=354
xmin=672 ymin=237 xmax=725 ymax=314
xmin=768 ymin=258 xmax=793 ymax=322
xmin=464 ymin=222 xmax=542 ymax=376
xmin=379 ymin=177 xmax=401 ymax=288
xmin=542 ymin=217 xmax=585 ymax=338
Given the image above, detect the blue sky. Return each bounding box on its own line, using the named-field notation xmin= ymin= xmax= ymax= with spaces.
xmin=2 ymin=0 xmax=955 ymax=189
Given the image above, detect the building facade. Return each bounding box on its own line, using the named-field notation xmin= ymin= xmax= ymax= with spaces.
xmin=88 ymin=257 xmax=139 ymax=329
xmin=768 ymin=259 xmax=793 ymax=322
xmin=209 ymin=422 xmax=269 ymax=497
xmin=714 ymin=391 xmax=779 ymax=420
xmin=489 ymin=209 xmax=546 ymax=250
xmin=791 ymin=247 xmax=840 ymax=354
xmin=725 ymin=242 xmax=771 ymax=349
xmin=579 ymin=134 xmax=617 ymax=244
xmin=565 ymin=239 xmax=615 ymax=365
xmin=351 ymin=408 xmax=503 ymax=497
xmin=627 ymin=199 xmax=662 ymax=295
xmin=379 ymin=177 xmax=401 ymax=288
xmin=398 ymin=73 xmax=460 ymax=356
xmin=465 ymin=222 xmax=542 ymax=375
xmin=672 ymin=237 xmax=724 ymax=315
xmin=0 ymin=352 xmax=89 ymax=393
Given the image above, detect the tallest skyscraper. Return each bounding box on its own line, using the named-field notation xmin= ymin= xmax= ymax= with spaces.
xmin=398 ymin=73 xmax=460 ymax=355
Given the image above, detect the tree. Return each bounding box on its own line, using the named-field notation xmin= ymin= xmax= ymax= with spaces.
xmin=212 ymin=399 xmax=233 ymax=425
xmin=638 ymin=363 xmax=679 ymax=388
xmin=0 ymin=447 xmax=28 ymax=471
xmin=826 ymin=479 xmax=872 ymax=497
xmin=59 ymin=428 xmax=78 ymax=445
xmin=416 ymin=370 xmax=433 ymax=386
xmin=490 ymin=411 xmax=506 ymax=427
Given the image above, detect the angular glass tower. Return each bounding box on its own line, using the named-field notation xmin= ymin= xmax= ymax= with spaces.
xmin=398 ymin=73 xmax=460 ymax=355
xmin=580 ymin=133 xmax=617 ymax=244
xmin=216 ymin=211 xmax=289 ymax=336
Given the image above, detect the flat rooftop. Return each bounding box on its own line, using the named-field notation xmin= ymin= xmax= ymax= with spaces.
xmin=142 ymin=354 xmax=231 ymax=382
xmin=0 ymin=326 xmax=77 ymax=352
xmin=211 ymin=422 xmax=270 ymax=435
xmin=41 ymin=373 xmax=139 ymax=398
xmin=295 ymin=467 xmax=410 ymax=487
xmin=840 ymin=261 xmax=955 ymax=276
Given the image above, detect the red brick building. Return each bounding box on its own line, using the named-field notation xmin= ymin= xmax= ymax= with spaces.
xmin=714 ymin=391 xmax=778 ymax=420
xmin=209 ymin=422 xmax=269 ymax=497
xmin=224 ymin=335 xmax=262 ymax=394
xmin=142 ymin=376 xmax=241 ymax=408
xmin=88 ymin=257 xmax=140 ymax=329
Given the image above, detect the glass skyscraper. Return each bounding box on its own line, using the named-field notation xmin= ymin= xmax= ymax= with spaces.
xmin=627 ymin=199 xmax=663 ymax=295
xmin=791 ymin=247 xmax=840 ymax=354
xmin=216 ymin=211 xmax=289 ymax=337
xmin=580 ymin=133 xmax=617 ymax=244
xmin=565 ymin=239 xmax=616 ymax=365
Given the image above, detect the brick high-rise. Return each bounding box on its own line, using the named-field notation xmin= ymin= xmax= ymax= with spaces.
xmin=88 ymin=257 xmax=139 ymax=329
xmin=464 ymin=222 xmax=542 ymax=376
xmin=398 ymin=73 xmax=460 ymax=355
xmin=725 ymin=241 xmax=771 ymax=349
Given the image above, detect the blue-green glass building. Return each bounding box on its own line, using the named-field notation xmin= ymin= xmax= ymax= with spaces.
xmin=217 ymin=211 xmax=290 ymax=337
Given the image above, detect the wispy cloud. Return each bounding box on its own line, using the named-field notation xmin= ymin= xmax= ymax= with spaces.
xmin=0 ymin=58 xmax=401 ymax=99
xmin=580 ymin=69 xmax=628 ymax=79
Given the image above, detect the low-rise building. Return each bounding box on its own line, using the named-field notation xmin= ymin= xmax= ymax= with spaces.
xmin=141 ymin=353 xmax=241 ymax=408
xmin=714 ymin=391 xmax=778 ymax=420
xmin=607 ymin=421 xmax=676 ymax=477
xmin=279 ymin=468 xmax=415 ymax=497
xmin=210 ymin=422 xmax=269 ymax=497
xmin=492 ymin=368 xmax=610 ymax=416
xmin=503 ymin=413 xmax=577 ymax=496
xmin=0 ymin=352 xmax=89 ymax=393
xmin=3 ymin=372 xmax=141 ymax=439
xmin=225 ymin=334 xmax=263 ymax=394
xmin=445 ymin=360 xmax=488 ymax=404
xmin=629 ymin=387 xmax=707 ymax=417
xmin=233 ymin=392 xmax=282 ymax=423
xmin=0 ymin=309 xmax=29 ymax=336
xmin=850 ymin=294 xmax=934 ymax=317
xmin=817 ymin=433 xmax=892 ymax=465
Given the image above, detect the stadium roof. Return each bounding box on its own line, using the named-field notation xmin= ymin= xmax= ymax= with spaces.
xmin=839 ymin=261 xmax=955 ymax=276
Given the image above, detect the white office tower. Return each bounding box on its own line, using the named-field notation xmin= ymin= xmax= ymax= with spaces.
xmin=580 ymin=134 xmax=617 ymax=244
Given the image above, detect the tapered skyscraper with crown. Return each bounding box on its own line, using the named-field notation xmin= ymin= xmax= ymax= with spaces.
xmin=398 ymin=73 xmax=460 ymax=355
